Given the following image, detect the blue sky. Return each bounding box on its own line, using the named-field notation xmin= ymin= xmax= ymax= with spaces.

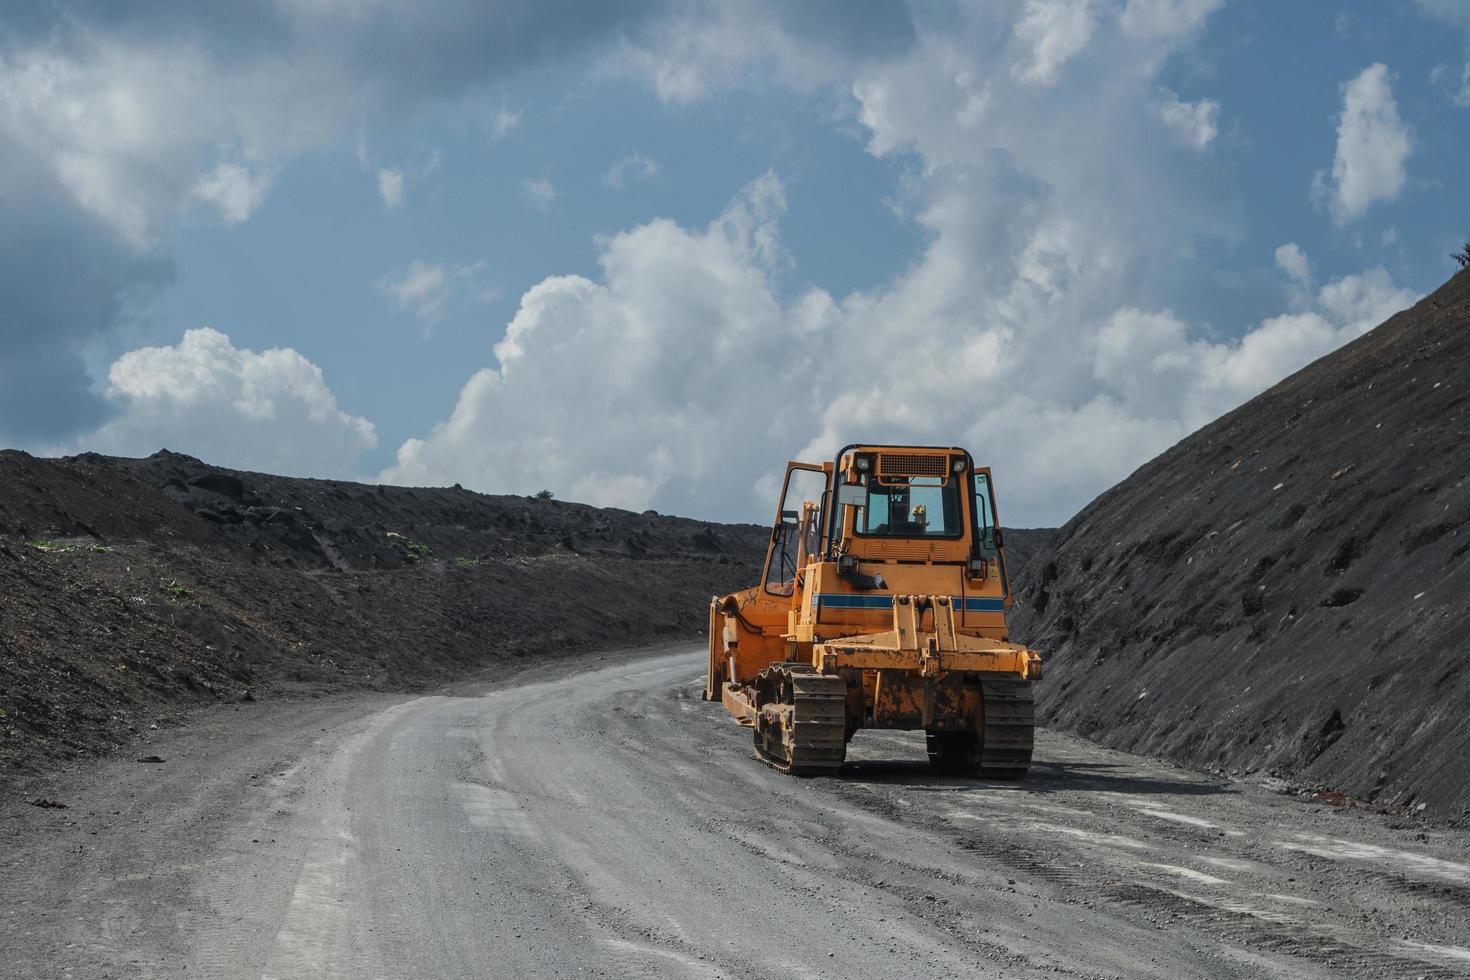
xmin=2 ymin=1 xmax=1466 ymax=526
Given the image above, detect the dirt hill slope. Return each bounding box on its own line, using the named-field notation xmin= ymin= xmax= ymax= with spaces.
xmin=1011 ymin=269 xmax=1469 ymax=818
xmin=0 ymin=451 xmax=766 ymax=789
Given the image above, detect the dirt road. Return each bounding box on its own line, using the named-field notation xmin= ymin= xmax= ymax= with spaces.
xmin=5 ymin=646 xmax=1469 ymax=979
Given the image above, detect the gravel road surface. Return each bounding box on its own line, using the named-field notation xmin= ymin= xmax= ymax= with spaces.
xmin=5 ymin=646 xmax=1470 ymax=979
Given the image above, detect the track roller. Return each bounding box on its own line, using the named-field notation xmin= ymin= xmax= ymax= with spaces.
xmin=925 ymin=678 xmax=1034 ymax=779
xmin=751 ymin=664 xmax=847 ymax=775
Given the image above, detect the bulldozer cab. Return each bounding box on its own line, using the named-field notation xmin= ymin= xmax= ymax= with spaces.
xmin=758 ymin=444 xmax=1008 ymax=596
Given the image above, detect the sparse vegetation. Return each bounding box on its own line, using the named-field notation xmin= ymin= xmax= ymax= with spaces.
xmin=453 ymin=556 xmax=482 ymax=567
xmin=27 ymin=539 xmax=112 ymax=554
xmin=163 ymin=583 xmax=194 ymax=600
xmin=1454 ymin=239 xmax=1470 ymax=269
xmin=535 ymin=489 xmax=554 ymax=500
xmin=387 ymin=531 xmax=434 ymax=564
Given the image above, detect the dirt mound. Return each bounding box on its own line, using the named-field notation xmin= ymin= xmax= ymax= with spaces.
xmin=998 ymin=528 xmax=1053 ymax=588
xmin=0 ymin=451 xmax=767 ymax=790
xmin=1011 ymin=269 xmax=1470 ymax=819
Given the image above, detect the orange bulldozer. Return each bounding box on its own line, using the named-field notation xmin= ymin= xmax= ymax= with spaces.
xmin=706 ymin=444 xmax=1042 ymax=777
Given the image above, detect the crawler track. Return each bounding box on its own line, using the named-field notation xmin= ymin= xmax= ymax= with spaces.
xmin=978 ymin=677 xmax=1034 ymax=777
xmin=752 ymin=664 xmax=847 ymax=775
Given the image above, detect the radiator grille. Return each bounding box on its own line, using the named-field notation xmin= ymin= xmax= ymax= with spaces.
xmin=877 ymin=453 xmax=948 ymax=478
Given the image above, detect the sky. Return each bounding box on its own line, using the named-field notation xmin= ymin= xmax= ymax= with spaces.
xmin=2 ymin=1 xmax=1466 ymax=528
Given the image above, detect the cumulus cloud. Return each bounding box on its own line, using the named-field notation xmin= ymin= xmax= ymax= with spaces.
xmin=384 ymin=171 xmax=1416 ymax=525
xmin=77 ymin=328 xmax=376 ymax=478
xmin=522 ymin=177 xmax=557 ymax=210
xmin=382 ymin=174 xmax=802 ymax=515
xmin=1155 ymin=89 xmax=1219 ymax=149
xmin=1091 ymin=266 xmax=1416 ymax=431
xmin=2 ymin=1 xmax=1428 ymax=527
xmin=1316 ymin=63 xmax=1412 ymax=224
xmin=377 ymin=168 xmax=405 ymax=208
xmin=603 ymin=151 xmax=661 ymax=189
xmin=382 ymin=2 xmax=1428 ymax=527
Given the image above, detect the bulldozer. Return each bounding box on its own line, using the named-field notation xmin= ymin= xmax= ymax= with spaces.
xmin=705 ymin=444 xmax=1041 ymax=777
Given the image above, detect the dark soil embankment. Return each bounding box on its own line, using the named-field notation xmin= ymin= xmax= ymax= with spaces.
xmin=1011 ymin=269 xmax=1470 ymax=819
xmin=0 ymin=451 xmax=766 ymax=791
xmin=998 ymin=528 xmax=1053 ymax=588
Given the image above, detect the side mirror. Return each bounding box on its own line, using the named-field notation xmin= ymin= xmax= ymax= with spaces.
xmin=835 ymin=482 xmax=868 ymax=509
xmin=978 ymin=526 xmax=999 ymax=559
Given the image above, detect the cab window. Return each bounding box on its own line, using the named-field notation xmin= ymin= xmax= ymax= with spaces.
xmin=855 ymin=476 xmax=962 ymax=538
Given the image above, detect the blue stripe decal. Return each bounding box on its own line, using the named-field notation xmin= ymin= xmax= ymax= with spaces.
xmin=816 ymin=594 xmax=894 ymax=609
xmin=813 ymin=594 xmax=1007 ymax=613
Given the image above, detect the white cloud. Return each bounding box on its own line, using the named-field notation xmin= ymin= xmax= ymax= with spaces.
xmin=1430 ymin=62 xmax=1470 ymax=108
xmin=381 ymin=260 xmax=447 ymax=320
xmin=1316 ymin=266 xmax=1418 ymax=333
xmin=1090 ymin=265 xmax=1416 ymax=432
xmin=5 ymin=2 xmax=1427 ymax=527
xmin=1155 ymin=89 xmax=1219 ymax=149
xmin=603 ymin=151 xmax=661 ymax=189
xmin=377 ymin=168 xmax=404 ymax=208
xmin=382 ymin=1 xmax=1414 ymax=528
xmin=78 ymin=328 xmax=376 ymax=478
xmin=1274 ymin=242 xmax=1311 ymax=284
xmin=1416 ymin=0 xmax=1470 ymax=30
xmin=384 ymin=167 xmax=1417 ymax=525
xmin=522 ymin=176 xmax=557 ymax=209
xmin=1013 ymin=0 xmax=1096 ymax=86
xmin=379 ymin=259 xmax=494 ymax=323
xmin=1316 ymin=63 xmax=1412 ymax=224
xmin=382 ymin=174 xmax=807 ymax=514
xmin=490 ymin=106 xmax=522 ymax=137
xmin=608 ymin=2 xmax=917 ymax=106
xmin=0 ymin=35 xmax=351 ymax=248
xmin=191 ymin=162 xmax=274 ymax=224
xmin=1118 ymin=0 xmax=1224 ymax=40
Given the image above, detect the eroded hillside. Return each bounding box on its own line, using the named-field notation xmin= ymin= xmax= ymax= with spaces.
xmin=0 ymin=451 xmax=766 ymax=787
xmin=1012 ymin=269 xmax=1469 ymax=819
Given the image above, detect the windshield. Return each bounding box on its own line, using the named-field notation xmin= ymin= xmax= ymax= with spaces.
xmin=855 ymin=476 xmax=963 ymax=538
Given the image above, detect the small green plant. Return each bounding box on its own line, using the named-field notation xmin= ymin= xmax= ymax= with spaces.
xmin=28 ymin=539 xmax=111 ymax=554
xmin=163 ymin=584 xmax=193 ymax=600
xmin=452 ymin=556 xmax=481 ymax=567
xmin=0 ymin=708 xmax=8 ymax=719
xmin=387 ymin=532 xmax=433 ymax=564
xmin=1454 ymin=239 xmax=1470 ymax=269
xmin=534 ymin=489 xmax=554 ymax=500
